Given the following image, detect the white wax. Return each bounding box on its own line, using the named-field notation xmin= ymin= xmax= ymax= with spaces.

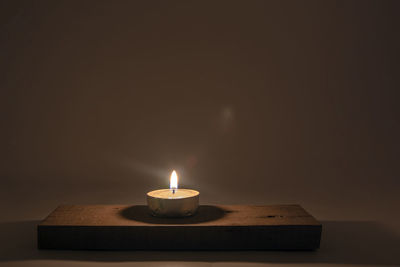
xmin=147 ymin=189 xmax=199 ymax=199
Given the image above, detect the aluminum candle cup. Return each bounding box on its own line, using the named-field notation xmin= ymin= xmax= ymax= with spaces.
xmin=147 ymin=189 xmax=199 ymax=217
xmin=147 ymin=170 xmax=199 ymax=217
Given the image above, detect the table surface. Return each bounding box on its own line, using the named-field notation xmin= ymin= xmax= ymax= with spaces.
xmin=3 ymin=197 xmax=399 ymax=267
xmin=38 ymin=204 xmax=321 ymax=250
xmin=40 ymin=204 xmax=321 ymax=226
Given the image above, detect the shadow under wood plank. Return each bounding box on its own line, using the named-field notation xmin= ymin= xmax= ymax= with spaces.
xmin=0 ymin=220 xmax=399 ymax=265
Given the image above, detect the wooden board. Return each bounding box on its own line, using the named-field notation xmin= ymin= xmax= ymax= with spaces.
xmin=38 ymin=205 xmax=321 ymax=250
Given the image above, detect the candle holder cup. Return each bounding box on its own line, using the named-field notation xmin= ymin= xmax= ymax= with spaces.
xmin=147 ymin=190 xmax=199 ymax=217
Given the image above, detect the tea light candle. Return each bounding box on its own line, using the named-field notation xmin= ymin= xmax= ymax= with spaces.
xmin=147 ymin=170 xmax=199 ymax=217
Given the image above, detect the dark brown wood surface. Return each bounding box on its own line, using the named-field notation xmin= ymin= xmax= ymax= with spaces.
xmin=38 ymin=205 xmax=322 ymax=250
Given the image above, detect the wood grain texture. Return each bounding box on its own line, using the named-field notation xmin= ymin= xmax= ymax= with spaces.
xmin=38 ymin=205 xmax=322 ymax=250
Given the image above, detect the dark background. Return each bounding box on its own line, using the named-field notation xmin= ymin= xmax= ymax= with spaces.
xmin=1 ymin=1 xmax=399 ymax=266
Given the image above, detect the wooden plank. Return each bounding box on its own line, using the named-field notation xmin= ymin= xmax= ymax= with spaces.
xmin=38 ymin=205 xmax=321 ymax=250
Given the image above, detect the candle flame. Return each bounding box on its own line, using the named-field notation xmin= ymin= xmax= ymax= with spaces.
xmin=170 ymin=170 xmax=178 ymax=190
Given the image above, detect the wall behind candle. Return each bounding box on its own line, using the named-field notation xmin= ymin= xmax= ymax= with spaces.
xmin=1 ymin=0 xmax=399 ymax=226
